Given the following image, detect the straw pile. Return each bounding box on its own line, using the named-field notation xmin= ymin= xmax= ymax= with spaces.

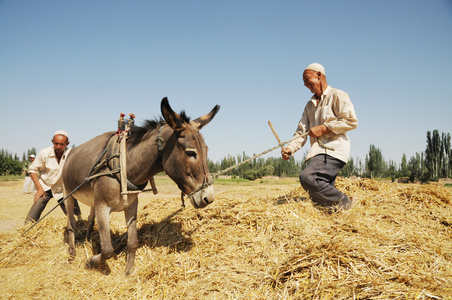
xmin=1 ymin=178 xmax=451 ymax=299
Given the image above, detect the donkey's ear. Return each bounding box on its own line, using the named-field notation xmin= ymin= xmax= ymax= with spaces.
xmin=191 ymin=105 xmax=220 ymax=130
xmin=161 ymin=97 xmax=185 ymax=132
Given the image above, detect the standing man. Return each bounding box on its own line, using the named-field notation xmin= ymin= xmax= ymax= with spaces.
xmin=25 ymin=130 xmax=82 ymax=224
xmin=282 ymin=63 xmax=358 ymax=211
xmin=23 ymin=154 xmax=36 ymax=194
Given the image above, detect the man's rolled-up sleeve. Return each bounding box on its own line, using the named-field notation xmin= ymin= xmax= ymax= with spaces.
xmin=324 ymin=91 xmax=357 ymax=134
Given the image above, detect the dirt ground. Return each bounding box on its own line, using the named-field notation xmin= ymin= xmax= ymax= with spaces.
xmin=0 ymin=176 xmax=174 ymax=233
xmin=1 ymin=176 xmax=451 ymax=299
xmin=0 ymin=176 xmax=296 ymax=234
xmin=1 ymin=177 xmax=451 ymax=234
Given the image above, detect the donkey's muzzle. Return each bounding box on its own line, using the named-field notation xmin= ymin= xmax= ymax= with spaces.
xmin=189 ymin=185 xmax=215 ymax=209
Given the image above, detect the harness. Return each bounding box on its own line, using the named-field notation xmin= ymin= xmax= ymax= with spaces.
xmin=83 ymin=123 xmax=211 ymax=208
xmin=103 ymin=134 xmax=148 ymax=191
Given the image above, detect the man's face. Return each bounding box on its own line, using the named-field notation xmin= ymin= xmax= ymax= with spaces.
xmin=303 ymin=70 xmax=322 ymax=95
xmin=52 ymin=135 xmax=69 ymax=155
xmin=29 ymin=157 xmax=35 ymax=162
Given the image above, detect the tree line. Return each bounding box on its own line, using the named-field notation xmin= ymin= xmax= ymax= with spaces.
xmin=0 ymin=148 xmax=36 ymax=176
xmin=1 ymin=130 xmax=450 ymax=182
xmin=208 ymin=151 xmax=306 ymax=180
xmin=208 ymin=130 xmax=451 ymax=181
xmin=362 ymin=130 xmax=451 ymax=182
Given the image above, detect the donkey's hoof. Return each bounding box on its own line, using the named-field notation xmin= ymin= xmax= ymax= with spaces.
xmin=68 ymin=248 xmax=76 ymax=258
xmin=85 ymin=259 xmax=111 ymax=275
xmin=98 ymin=263 xmax=111 ymax=275
xmin=125 ymin=267 xmax=135 ymax=276
xmin=85 ymin=259 xmax=94 ymax=270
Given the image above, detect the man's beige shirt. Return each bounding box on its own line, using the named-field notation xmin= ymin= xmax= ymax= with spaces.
xmin=286 ymin=86 xmax=358 ymax=163
xmin=28 ymin=146 xmax=71 ymax=200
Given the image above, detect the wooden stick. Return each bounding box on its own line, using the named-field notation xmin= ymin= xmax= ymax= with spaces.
xmin=122 ymin=188 xmax=157 ymax=195
xmin=149 ymin=176 xmax=158 ymax=195
xmin=119 ymin=133 xmax=128 ymax=204
xmin=268 ymin=120 xmax=284 ymax=150
xmin=269 ymin=120 xmax=334 ymax=151
xmin=215 ymin=132 xmax=309 ymax=176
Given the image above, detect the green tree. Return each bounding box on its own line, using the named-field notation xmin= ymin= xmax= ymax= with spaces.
xmin=366 ymin=144 xmax=384 ymax=178
xmin=208 ymin=152 xmax=303 ymax=180
xmin=357 ymin=158 xmax=364 ymax=177
xmin=425 ymin=130 xmax=440 ymax=178
xmin=385 ymin=160 xmax=397 ymax=181
xmin=441 ymin=132 xmax=451 ymax=178
xmin=0 ymin=149 xmax=22 ymax=175
xmin=400 ymin=154 xmax=408 ymax=177
xmin=340 ymin=157 xmax=355 ymax=177
xmin=22 ymin=148 xmax=37 ymax=162
xmin=425 ymin=130 xmax=452 ymax=179
xmin=408 ymin=153 xmax=422 ymax=182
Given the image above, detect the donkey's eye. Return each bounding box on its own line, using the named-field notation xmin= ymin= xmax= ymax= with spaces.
xmin=186 ymin=149 xmax=197 ymax=158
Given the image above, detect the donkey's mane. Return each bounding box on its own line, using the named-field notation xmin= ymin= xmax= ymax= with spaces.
xmin=127 ymin=111 xmax=191 ymax=146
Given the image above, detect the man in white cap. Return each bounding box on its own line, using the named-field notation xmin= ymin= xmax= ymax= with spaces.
xmin=25 ymin=130 xmax=82 ymax=223
xmin=22 ymin=154 xmax=36 ymax=194
xmin=282 ymin=63 xmax=358 ymax=211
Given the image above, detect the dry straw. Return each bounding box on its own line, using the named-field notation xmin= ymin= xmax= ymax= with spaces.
xmin=1 ymin=178 xmax=452 ymax=299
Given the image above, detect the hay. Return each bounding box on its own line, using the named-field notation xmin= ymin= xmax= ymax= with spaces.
xmin=1 ymin=178 xmax=452 ymax=299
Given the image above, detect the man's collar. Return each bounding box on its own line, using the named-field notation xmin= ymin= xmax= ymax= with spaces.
xmin=51 ymin=147 xmax=68 ymax=157
xmin=321 ymin=85 xmax=331 ymax=97
xmin=310 ymin=85 xmax=331 ymax=104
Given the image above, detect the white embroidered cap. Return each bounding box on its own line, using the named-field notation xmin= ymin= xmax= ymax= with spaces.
xmin=305 ymin=63 xmax=326 ymax=76
xmin=53 ymin=130 xmax=69 ymax=138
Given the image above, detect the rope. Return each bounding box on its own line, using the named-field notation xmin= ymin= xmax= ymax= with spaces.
xmin=186 ymin=132 xmax=335 ymax=196
xmin=186 ymin=132 xmax=312 ymax=197
xmin=21 ymin=169 xmax=120 ymax=236
xmin=215 ymin=132 xmax=310 ymax=176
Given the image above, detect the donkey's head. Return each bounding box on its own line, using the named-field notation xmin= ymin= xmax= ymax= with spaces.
xmin=160 ymin=98 xmax=220 ymax=208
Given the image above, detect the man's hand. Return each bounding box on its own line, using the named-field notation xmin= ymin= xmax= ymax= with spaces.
xmin=308 ymin=125 xmax=330 ymax=138
xmin=281 ymin=147 xmax=292 ymax=161
xmin=34 ymin=187 xmax=45 ymax=202
xmin=30 ymin=173 xmax=44 ymax=201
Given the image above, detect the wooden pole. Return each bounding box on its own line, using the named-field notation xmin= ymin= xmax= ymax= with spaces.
xmin=149 ymin=176 xmax=158 ymax=195
xmin=119 ymin=133 xmax=128 ymax=204
xmin=268 ymin=120 xmax=284 ymax=150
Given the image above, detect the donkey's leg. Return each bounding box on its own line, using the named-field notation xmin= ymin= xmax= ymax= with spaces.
xmin=66 ymin=194 xmax=77 ymax=260
xmin=86 ymin=203 xmax=113 ymax=270
xmin=85 ymin=206 xmax=96 ymax=241
xmin=124 ymin=196 xmax=139 ymax=276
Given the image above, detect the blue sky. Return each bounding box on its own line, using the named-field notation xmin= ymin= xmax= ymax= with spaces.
xmin=1 ymin=0 xmax=451 ymax=165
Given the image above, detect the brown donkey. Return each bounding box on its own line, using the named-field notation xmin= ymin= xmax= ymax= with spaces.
xmin=62 ymin=98 xmax=220 ymax=275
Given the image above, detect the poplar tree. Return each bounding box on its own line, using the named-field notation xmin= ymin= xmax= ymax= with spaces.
xmin=442 ymin=132 xmax=451 ymax=178
xmin=400 ymin=154 xmax=408 ymax=177
xmin=366 ymin=144 xmax=383 ymax=179
xmin=425 ymin=130 xmax=440 ymax=178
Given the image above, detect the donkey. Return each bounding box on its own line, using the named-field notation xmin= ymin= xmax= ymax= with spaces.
xmin=62 ymin=98 xmax=220 ymax=275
